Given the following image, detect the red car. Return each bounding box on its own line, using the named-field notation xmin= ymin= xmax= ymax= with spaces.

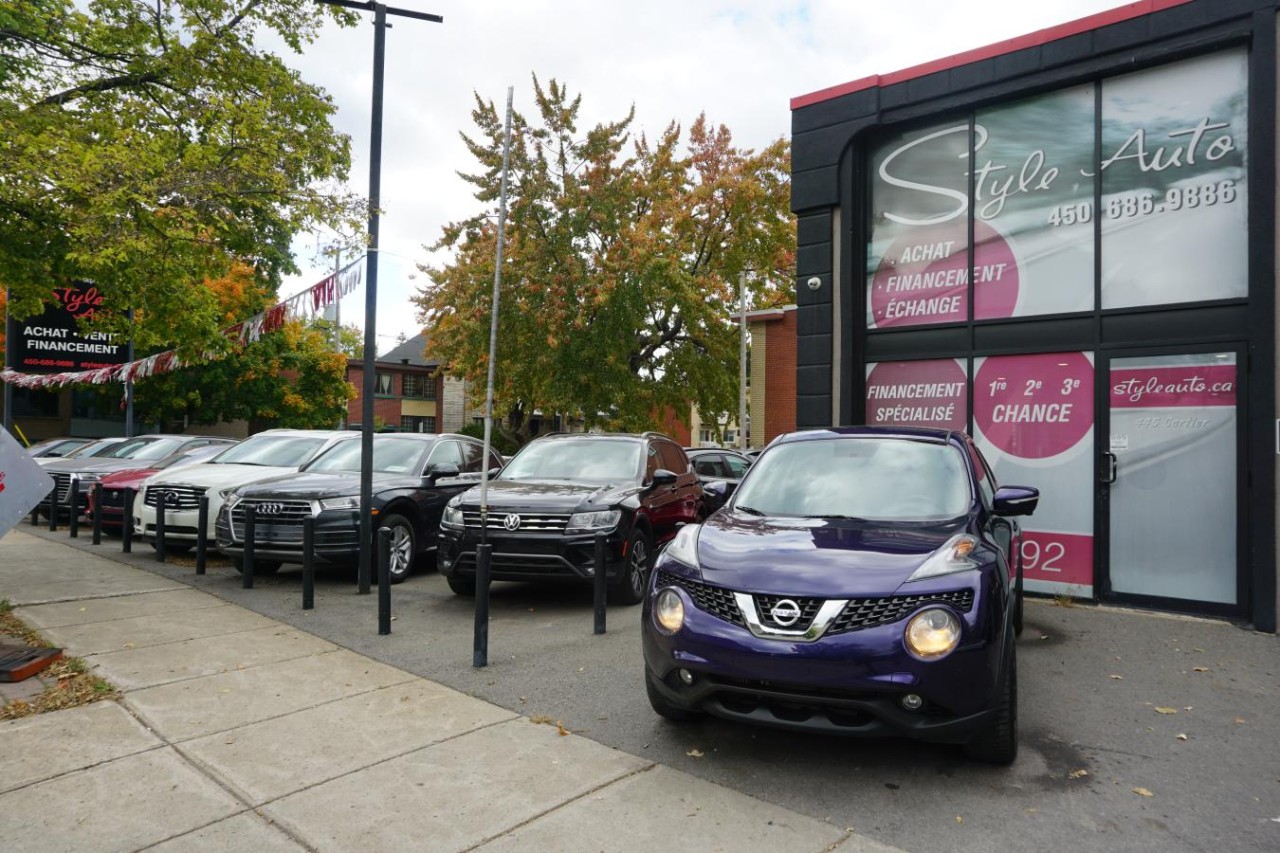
xmin=86 ymin=444 xmax=234 ymax=536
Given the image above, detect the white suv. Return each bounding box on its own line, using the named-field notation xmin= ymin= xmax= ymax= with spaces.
xmin=135 ymin=429 xmax=354 ymax=552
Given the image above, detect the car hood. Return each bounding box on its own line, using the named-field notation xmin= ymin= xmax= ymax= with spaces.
xmin=43 ymin=458 xmax=150 ymax=475
xmin=691 ymin=512 xmax=969 ymax=596
xmin=459 ymin=479 xmax=636 ymax=511
xmin=231 ymin=471 xmax=421 ymax=500
xmin=144 ymin=463 xmax=303 ymax=490
xmin=100 ymin=467 xmax=161 ymax=489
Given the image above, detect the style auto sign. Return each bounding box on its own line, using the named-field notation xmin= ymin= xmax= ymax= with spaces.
xmin=14 ymin=284 xmax=127 ymax=374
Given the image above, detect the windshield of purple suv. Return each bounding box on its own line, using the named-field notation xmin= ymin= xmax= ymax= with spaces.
xmin=499 ymin=438 xmax=642 ymax=484
xmin=731 ymin=437 xmax=972 ymax=521
xmin=303 ymin=436 xmax=428 ymax=474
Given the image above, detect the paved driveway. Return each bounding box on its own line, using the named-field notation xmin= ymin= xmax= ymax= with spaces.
xmin=13 ymin=526 xmax=1280 ymax=852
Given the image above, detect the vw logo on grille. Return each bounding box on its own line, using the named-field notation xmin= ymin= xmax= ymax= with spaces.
xmin=770 ymin=599 xmax=802 ymax=627
xmin=503 ymin=513 xmax=521 ymax=531
xmin=256 ymin=503 xmax=284 ymax=516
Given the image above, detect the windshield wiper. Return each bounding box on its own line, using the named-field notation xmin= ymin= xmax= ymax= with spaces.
xmin=735 ymin=505 xmax=765 ymax=516
xmin=801 ymin=514 xmax=866 ymax=520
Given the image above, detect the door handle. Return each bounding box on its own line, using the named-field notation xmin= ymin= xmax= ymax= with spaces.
xmin=1101 ymin=452 xmax=1117 ymax=484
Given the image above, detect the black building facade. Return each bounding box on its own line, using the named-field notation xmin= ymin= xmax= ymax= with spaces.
xmin=790 ymin=0 xmax=1277 ymax=630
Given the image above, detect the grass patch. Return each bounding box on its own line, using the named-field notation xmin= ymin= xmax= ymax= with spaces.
xmin=0 ymin=599 xmax=119 ymax=721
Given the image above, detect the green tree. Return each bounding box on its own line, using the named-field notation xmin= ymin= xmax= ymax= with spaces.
xmin=0 ymin=0 xmax=364 ymax=356
xmin=132 ymin=320 xmax=355 ymax=430
xmin=414 ymin=77 xmax=794 ymax=447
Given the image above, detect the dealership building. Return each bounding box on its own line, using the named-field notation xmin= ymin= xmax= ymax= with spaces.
xmin=790 ymin=0 xmax=1278 ymax=630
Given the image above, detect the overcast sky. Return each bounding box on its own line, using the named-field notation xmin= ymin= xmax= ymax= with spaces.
xmin=276 ymin=0 xmax=1127 ymax=352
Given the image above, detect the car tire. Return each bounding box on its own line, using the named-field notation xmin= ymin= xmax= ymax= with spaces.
xmin=232 ymin=557 xmax=282 ymax=575
xmin=379 ymin=513 xmax=416 ymax=584
xmin=610 ymin=528 xmax=652 ymax=606
xmin=645 ymin=670 xmax=704 ymax=722
xmin=964 ymin=644 xmax=1018 ymax=765
xmin=447 ymin=575 xmax=477 ymax=596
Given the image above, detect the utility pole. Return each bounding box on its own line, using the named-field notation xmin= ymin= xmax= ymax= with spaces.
xmin=316 ymin=0 xmax=443 ymax=594
xmin=739 ymin=271 xmax=748 ymax=451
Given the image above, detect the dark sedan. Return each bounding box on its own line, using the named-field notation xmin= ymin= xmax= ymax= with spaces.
xmin=642 ymin=426 xmax=1038 ymax=764
xmin=216 ymin=433 xmax=501 ymax=582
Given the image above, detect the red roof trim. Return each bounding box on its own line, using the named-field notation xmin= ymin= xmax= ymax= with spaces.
xmin=790 ymin=0 xmax=1193 ymax=111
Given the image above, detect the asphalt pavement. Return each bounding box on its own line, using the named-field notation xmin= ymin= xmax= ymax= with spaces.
xmin=3 ymin=522 xmax=1279 ymax=852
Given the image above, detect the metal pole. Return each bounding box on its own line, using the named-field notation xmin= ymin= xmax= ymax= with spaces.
xmin=154 ymin=497 xmax=166 ymax=562
xmin=303 ymin=517 xmax=315 ymax=610
xmin=48 ymin=486 xmax=58 ymax=531
xmin=243 ymin=505 xmax=256 ymax=589
xmin=125 ymin=308 xmax=135 ymax=437
xmin=91 ymin=483 xmax=103 ymax=545
xmin=356 ymin=3 xmax=388 ymax=597
xmin=593 ymin=532 xmax=607 ymax=635
xmin=3 ymin=289 xmax=13 ymax=438
xmin=739 ymin=271 xmax=748 ymax=451
xmin=478 ymin=87 xmax=515 ymax=542
xmin=121 ymin=488 xmax=134 ymax=552
xmin=68 ymin=479 xmax=80 ymax=538
xmin=473 ymin=543 xmax=491 ymax=667
xmin=195 ymin=496 xmax=209 ymax=575
xmin=377 ymin=526 xmax=391 ymax=635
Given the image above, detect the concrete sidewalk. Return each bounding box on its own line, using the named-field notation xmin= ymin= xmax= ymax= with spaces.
xmin=0 ymin=529 xmax=897 ymax=853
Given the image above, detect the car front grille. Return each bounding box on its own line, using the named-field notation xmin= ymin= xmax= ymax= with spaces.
xmin=829 ymin=590 xmax=975 ymax=635
xmin=657 ymin=570 xmax=975 ymax=635
xmin=49 ymin=473 xmax=71 ymax=503
xmin=461 ymin=510 xmax=571 ymax=532
xmin=144 ymin=485 xmax=207 ymax=511
xmin=227 ymin=499 xmax=313 ymax=542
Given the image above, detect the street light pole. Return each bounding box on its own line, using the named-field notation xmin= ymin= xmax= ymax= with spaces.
xmin=739 ymin=271 xmax=748 ymax=451
xmin=315 ymin=0 xmax=443 ymax=594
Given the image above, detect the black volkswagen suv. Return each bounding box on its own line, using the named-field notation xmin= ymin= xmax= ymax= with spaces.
xmin=216 ymin=433 xmax=501 ymax=582
xmin=437 ymin=432 xmax=703 ymax=604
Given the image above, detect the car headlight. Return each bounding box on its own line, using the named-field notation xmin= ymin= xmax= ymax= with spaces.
xmin=654 ymin=588 xmax=685 ymax=634
xmin=75 ymin=473 xmax=102 ymax=484
xmin=441 ymin=503 xmax=464 ymax=529
xmin=663 ymin=523 xmax=700 ymax=568
xmin=319 ymin=496 xmax=360 ymax=511
xmin=219 ymin=489 xmax=242 ymax=509
xmin=904 ymin=607 xmax=962 ymax=660
xmin=906 ymin=533 xmax=979 ymax=582
xmin=566 ymin=509 xmax=621 ymax=533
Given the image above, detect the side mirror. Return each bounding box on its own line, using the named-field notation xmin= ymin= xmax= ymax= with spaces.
xmin=426 ymin=462 xmax=461 ymax=482
xmin=487 ymin=466 xmax=503 ymax=477
xmin=993 ymin=485 xmax=1039 ymax=517
xmin=650 ymin=469 xmax=678 ymax=488
xmin=703 ymin=479 xmax=735 ymax=502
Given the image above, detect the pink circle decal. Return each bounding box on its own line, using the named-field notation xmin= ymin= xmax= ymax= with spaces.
xmin=865 ymin=359 xmax=967 ymax=431
xmin=870 ymin=221 xmax=1019 ymax=327
xmin=974 ymin=353 xmax=1093 ymax=459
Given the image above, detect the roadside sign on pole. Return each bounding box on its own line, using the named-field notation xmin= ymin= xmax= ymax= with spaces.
xmin=0 ymin=430 xmax=54 ymax=538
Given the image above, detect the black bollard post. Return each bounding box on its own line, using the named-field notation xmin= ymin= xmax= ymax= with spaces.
xmin=91 ymin=483 xmax=103 ymax=545
xmin=67 ymin=479 xmax=80 ymax=538
xmin=48 ymin=483 xmax=59 ymax=531
xmin=593 ymin=532 xmax=607 ymax=635
xmin=242 ymin=505 xmax=256 ymax=589
xmin=195 ymin=496 xmax=209 ymax=575
xmin=121 ymin=489 xmax=134 ymax=553
xmin=154 ymin=496 xmax=167 ymax=562
xmin=302 ymin=517 xmax=315 ymax=610
xmin=473 ymin=543 xmax=491 ymax=668
xmin=377 ymin=526 xmax=391 ymax=635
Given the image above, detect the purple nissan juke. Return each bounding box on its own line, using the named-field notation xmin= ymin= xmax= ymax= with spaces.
xmin=641 ymin=426 xmax=1039 ymax=764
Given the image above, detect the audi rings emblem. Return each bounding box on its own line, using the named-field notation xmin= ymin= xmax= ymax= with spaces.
xmin=770 ymin=599 xmax=803 ymax=627
xmin=255 ymin=503 xmax=284 ymax=515
xmin=503 ymin=513 xmax=522 ymax=531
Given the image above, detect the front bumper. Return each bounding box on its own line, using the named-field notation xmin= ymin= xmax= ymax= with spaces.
xmin=642 ymin=576 xmax=1005 ymax=742
xmin=215 ymin=508 xmax=361 ymax=566
xmin=437 ymin=526 xmax=629 ymax=585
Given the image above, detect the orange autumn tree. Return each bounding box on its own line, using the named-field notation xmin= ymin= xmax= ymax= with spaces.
xmin=415 ymin=77 xmax=794 ymax=446
xmin=131 ymin=263 xmax=353 ymax=430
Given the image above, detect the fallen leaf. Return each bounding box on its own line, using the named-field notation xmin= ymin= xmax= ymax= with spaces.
xmin=955 ymin=816 xmax=964 ymax=824
xmin=530 ymin=715 xmax=553 ymax=725
xmin=1235 ymin=717 xmax=1247 ymax=724
xmin=1069 ymin=769 xmax=1089 ymax=779
xmin=1183 ymin=706 xmax=1193 ymax=712
xmin=1176 ymin=733 xmax=1188 ymax=741
xmin=556 ymin=721 xmax=568 ymax=737
xmin=1109 ymin=674 xmax=1124 ymax=680
xmin=1133 ymin=787 xmax=1154 ymax=797
xmin=1192 ymin=666 xmax=1209 ymax=673
xmin=1154 ymin=707 xmax=1178 ymax=715
xmin=687 ymin=748 xmax=705 ymax=758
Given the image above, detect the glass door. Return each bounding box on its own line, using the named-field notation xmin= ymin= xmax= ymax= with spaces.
xmin=1100 ymin=349 xmax=1243 ymax=613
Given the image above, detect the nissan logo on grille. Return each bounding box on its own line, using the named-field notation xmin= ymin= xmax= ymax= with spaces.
xmin=503 ymin=514 xmax=521 ymax=531
xmin=255 ymin=503 xmax=284 ymax=516
xmin=770 ymin=599 xmax=802 ymax=627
